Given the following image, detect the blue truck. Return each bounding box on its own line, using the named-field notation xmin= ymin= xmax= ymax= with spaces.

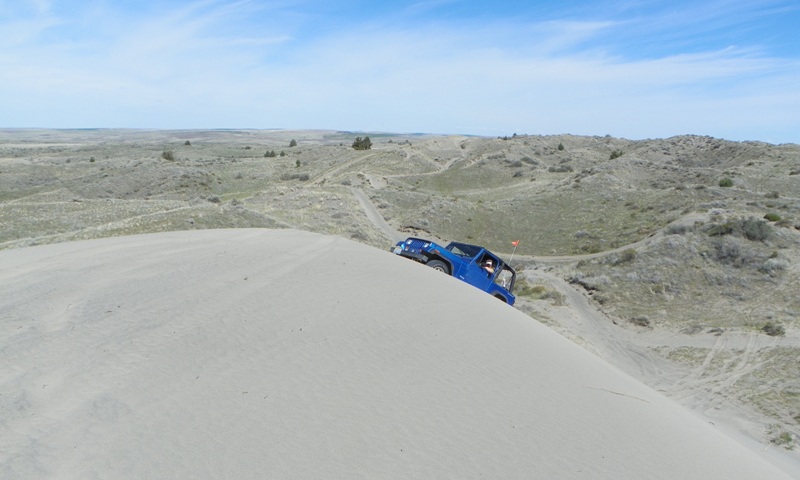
xmin=391 ymin=237 xmax=517 ymax=305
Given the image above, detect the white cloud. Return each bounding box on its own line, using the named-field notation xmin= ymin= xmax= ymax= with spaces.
xmin=0 ymin=1 xmax=798 ymax=142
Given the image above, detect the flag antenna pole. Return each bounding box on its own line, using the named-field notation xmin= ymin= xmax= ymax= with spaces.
xmin=509 ymin=240 xmax=520 ymax=263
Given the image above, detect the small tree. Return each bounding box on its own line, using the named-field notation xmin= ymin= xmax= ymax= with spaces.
xmin=289 ymin=139 xmax=297 ymax=147
xmin=352 ymin=136 xmax=372 ymax=150
xmin=557 ymin=142 xmax=565 ymax=151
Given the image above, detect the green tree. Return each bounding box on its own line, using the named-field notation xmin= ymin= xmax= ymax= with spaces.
xmin=352 ymin=136 xmax=372 ymax=150
xmin=289 ymin=139 xmax=297 ymax=147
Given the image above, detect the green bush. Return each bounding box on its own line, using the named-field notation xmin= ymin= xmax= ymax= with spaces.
xmin=609 ymin=248 xmax=636 ymax=265
xmin=352 ymin=136 xmax=372 ymax=150
xmin=280 ymin=173 xmax=310 ymax=181
xmin=764 ymin=213 xmax=781 ymax=222
xmin=161 ymin=150 xmax=175 ymax=161
xmin=761 ymin=322 xmax=785 ymax=337
xmin=719 ymin=178 xmax=734 ymax=187
xmin=707 ymin=218 xmax=772 ymax=242
xmin=609 ymin=150 xmax=624 ymax=159
xmin=741 ymin=218 xmax=772 ymax=241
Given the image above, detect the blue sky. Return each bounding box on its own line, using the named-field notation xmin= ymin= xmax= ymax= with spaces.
xmin=1 ymin=0 xmax=799 ymax=143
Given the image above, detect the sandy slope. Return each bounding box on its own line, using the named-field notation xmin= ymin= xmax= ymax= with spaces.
xmin=0 ymin=229 xmax=794 ymax=479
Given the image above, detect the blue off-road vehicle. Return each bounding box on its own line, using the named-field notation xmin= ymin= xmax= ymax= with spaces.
xmin=391 ymin=237 xmax=517 ymax=305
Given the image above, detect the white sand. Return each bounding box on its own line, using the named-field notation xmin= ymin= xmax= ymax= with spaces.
xmin=0 ymin=229 xmax=794 ymax=479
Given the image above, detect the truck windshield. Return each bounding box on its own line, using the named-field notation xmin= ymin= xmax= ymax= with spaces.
xmin=446 ymin=242 xmax=482 ymax=258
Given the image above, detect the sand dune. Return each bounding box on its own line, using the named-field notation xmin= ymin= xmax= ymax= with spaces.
xmin=0 ymin=229 xmax=793 ymax=479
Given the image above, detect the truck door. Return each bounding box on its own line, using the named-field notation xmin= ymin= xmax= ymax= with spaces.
xmin=462 ymin=251 xmax=498 ymax=292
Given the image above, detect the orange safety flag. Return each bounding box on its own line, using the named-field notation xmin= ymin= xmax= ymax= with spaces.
xmin=511 ymin=240 xmax=520 ymax=247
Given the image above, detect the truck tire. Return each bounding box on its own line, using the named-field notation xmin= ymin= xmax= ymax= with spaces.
xmin=426 ymin=260 xmax=450 ymax=275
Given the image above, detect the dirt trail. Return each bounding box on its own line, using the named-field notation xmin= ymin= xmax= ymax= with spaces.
xmin=350 ymin=188 xmax=405 ymax=244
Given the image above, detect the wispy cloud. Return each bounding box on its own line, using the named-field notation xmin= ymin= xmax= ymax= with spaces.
xmin=0 ymin=0 xmax=798 ymax=142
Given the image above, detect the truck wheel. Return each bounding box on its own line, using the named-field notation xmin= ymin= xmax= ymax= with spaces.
xmin=427 ymin=260 xmax=450 ymax=275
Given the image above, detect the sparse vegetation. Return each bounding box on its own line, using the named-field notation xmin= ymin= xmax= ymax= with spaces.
xmin=706 ymin=218 xmax=772 ymax=242
xmin=719 ymin=177 xmax=734 ymax=187
xmin=630 ymin=316 xmax=651 ymax=327
xmin=2 ymin=130 xmax=799 ymax=449
xmin=761 ymin=322 xmax=786 ymax=337
xmin=612 ymin=248 xmax=637 ymax=265
xmin=548 ymin=164 xmax=574 ymax=173
xmin=768 ymin=425 xmax=795 ymax=449
xmin=280 ymin=173 xmax=310 ymax=181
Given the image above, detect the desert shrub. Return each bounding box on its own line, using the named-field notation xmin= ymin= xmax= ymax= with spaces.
xmin=512 ymin=171 xmax=523 ymax=178
xmin=761 ymin=322 xmax=785 ymax=337
xmin=289 ymin=139 xmax=297 ymax=147
xmin=666 ymin=223 xmax=691 ymax=235
xmin=557 ymin=142 xmax=565 ymax=151
xmin=539 ymin=290 xmax=566 ymax=305
xmin=548 ymin=164 xmax=574 ymax=173
xmin=719 ymin=177 xmax=734 ymax=187
xmin=207 ymin=195 xmax=221 ymax=204
xmin=609 ymin=248 xmax=636 ymax=265
xmin=764 ymin=213 xmax=781 ymax=222
xmin=161 ymin=150 xmax=175 ymax=161
xmin=609 ymin=150 xmax=624 ymax=159
xmin=765 ymin=191 xmax=780 ymax=199
xmin=741 ymin=218 xmax=772 ymax=241
xmin=507 ymin=160 xmax=523 ymax=168
xmin=707 ymin=218 xmax=772 ymax=242
xmin=280 ymin=173 xmax=310 ymax=181
xmin=630 ymin=316 xmax=651 ymax=327
xmin=759 ymin=258 xmax=787 ymax=275
xmin=520 ymin=156 xmax=538 ymax=165
xmin=264 ymin=150 xmax=277 ymax=158
xmin=184 ymin=140 xmax=191 ymax=146
xmin=710 ymin=237 xmax=743 ymax=266
xmin=513 ymin=279 xmax=564 ymax=304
